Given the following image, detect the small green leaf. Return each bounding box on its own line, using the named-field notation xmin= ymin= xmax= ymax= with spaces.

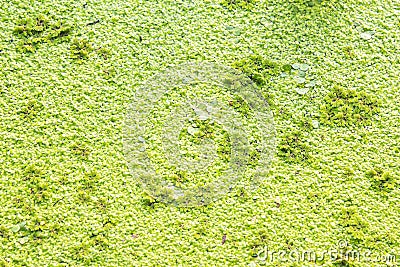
xmin=360 ymin=32 xmax=373 ymax=40
xmin=282 ymin=64 xmax=291 ymax=72
xmin=306 ymin=80 xmax=316 ymax=87
xmin=298 ymin=70 xmax=306 ymax=77
xmin=291 ymin=63 xmax=300 ymax=70
xmin=19 ymin=221 xmax=28 ymax=231
xmin=193 ymin=108 xmax=209 ymax=120
xmin=312 ymin=120 xmax=319 ymax=128
xmin=187 ymin=126 xmax=198 ymax=136
xmin=299 ymin=63 xmax=309 ymax=71
xmin=295 ymin=77 xmax=306 ymax=84
xmin=295 ymin=87 xmax=309 ymax=95
xmin=199 ymin=114 xmax=209 ymax=120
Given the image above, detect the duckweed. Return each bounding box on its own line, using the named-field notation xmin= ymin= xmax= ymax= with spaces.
xmin=179 ymin=118 xmax=232 ymax=162
xmin=339 ymin=206 xmax=369 ymax=243
xmin=14 ymin=14 xmax=72 ymax=52
xmin=228 ymin=94 xmax=252 ymax=117
xmin=277 ymin=130 xmax=311 ymax=163
xmin=220 ymin=0 xmax=257 ymax=9
xmin=70 ymin=38 xmax=93 ymax=59
xmin=366 ymin=167 xmax=399 ymax=194
xmin=320 ymin=85 xmax=381 ymax=127
xmin=232 ymin=55 xmax=280 ymax=86
xmin=1 ymin=0 xmax=399 ymax=266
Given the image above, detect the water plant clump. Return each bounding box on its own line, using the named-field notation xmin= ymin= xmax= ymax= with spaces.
xmin=70 ymin=38 xmax=93 ymax=59
xmin=14 ymin=14 xmax=72 ymax=52
xmin=320 ymin=85 xmax=381 ymax=127
xmin=179 ymin=118 xmax=232 ymax=163
xmin=366 ymin=168 xmax=399 ymax=194
xmin=339 ymin=206 xmax=369 ymax=243
xmin=228 ymin=94 xmax=253 ymax=118
xmin=277 ymin=130 xmax=310 ymax=163
xmin=220 ymin=0 xmax=257 ymax=9
xmin=232 ymin=55 xmax=280 ymax=86
xmin=124 ymin=62 xmax=275 ymax=206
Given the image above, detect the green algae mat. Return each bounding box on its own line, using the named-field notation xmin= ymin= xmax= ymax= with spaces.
xmin=0 ymin=0 xmax=399 ymax=266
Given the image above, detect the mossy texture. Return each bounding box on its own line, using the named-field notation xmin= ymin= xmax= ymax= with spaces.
xmin=320 ymin=85 xmax=381 ymax=127
xmin=220 ymin=0 xmax=257 ymax=10
xmin=277 ymin=130 xmax=311 ymax=163
xmin=0 ymin=0 xmax=399 ymax=266
xmin=232 ymin=55 xmax=281 ymax=86
xmin=13 ymin=14 xmax=72 ymax=52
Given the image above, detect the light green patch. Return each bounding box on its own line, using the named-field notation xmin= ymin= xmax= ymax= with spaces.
xmin=0 ymin=0 xmax=399 ymax=266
